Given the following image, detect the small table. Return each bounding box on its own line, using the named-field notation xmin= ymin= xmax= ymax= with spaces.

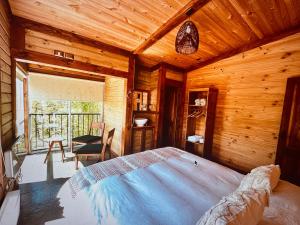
xmin=44 ymin=135 xmax=65 ymax=163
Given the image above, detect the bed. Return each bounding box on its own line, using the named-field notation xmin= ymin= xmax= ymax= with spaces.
xmin=57 ymin=147 xmax=300 ymax=225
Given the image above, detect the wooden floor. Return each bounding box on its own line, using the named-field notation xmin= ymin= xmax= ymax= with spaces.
xmin=18 ymin=151 xmax=96 ymax=225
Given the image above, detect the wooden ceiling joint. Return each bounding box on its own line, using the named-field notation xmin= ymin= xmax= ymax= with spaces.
xmin=133 ymin=0 xmax=211 ymax=54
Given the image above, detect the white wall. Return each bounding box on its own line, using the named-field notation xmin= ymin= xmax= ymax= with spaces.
xmin=28 ymin=73 xmax=104 ymax=103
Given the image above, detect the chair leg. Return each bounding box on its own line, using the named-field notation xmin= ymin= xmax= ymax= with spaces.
xmin=59 ymin=141 xmax=65 ymax=162
xmin=44 ymin=141 xmax=54 ymax=163
xmin=75 ymin=155 xmax=79 ymax=170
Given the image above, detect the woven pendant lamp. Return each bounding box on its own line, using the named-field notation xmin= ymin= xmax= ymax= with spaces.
xmin=175 ymin=21 xmax=199 ymax=55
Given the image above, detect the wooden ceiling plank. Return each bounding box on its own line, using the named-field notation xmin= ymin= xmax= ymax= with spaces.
xmin=28 ymin=64 xmax=105 ymax=82
xmin=12 ymin=49 xmax=128 ymax=78
xmin=77 ymin=1 xmax=156 ymax=37
xmin=193 ymin=11 xmax=237 ymax=49
xmin=134 ymin=0 xmax=211 ymax=54
xmin=13 ymin=2 xmax=142 ymax=47
xmin=262 ymin=0 xmax=285 ymax=31
xmin=11 ymin=5 xmax=139 ymax=49
xmin=283 ymin=0 xmax=300 ymax=25
xmin=14 ymin=16 xmax=130 ymax=57
xmin=244 ymin=0 xmax=276 ymax=35
xmin=227 ymin=0 xmax=264 ymax=39
xmin=133 ymin=0 xmax=185 ymax=25
xmin=273 ymin=0 xmax=292 ymax=29
xmin=208 ymin=0 xmax=257 ymax=43
xmin=42 ymin=0 xmax=150 ymax=43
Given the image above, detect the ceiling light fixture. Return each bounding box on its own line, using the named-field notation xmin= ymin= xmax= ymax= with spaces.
xmin=175 ymin=9 xmax=199 ymax=55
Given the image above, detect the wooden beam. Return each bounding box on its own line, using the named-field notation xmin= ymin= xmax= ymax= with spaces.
xmin=12 ymin=49 xmax=128 ymax=78
xmin=187 ymin=25 xmax=300 ymax=72
xmin=157 ymin=64 xmax=167 ymax=147
xmin=151 ymin=62 xmax=185 ymax=73
xmin=10 ymin=59 xmax=17 ymax=146
xmin=28 ymin=65 xmax=105 ymax=82
xmin=23 ymin=77 xmax=30 ymax=154
xmin=134 ymin=0 xmax=210 ymax=54
xmin=13 ymin=16 xmax=131 ymax=57
xmin=124 ymin=55 xmax=136 ymax=155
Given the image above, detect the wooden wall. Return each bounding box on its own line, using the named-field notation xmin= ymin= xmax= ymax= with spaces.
xmin=103 ymin=76 xmax=126 ymax=156
xmin=25 ymin=29 xmax=129 ymax=72
xmin=166 ymin=68 xmax=184 ymax=82
xmin=0 ymin=1 xmax=13 ymax=150
xmin=186 ymin=32 xmax=300 ymax=172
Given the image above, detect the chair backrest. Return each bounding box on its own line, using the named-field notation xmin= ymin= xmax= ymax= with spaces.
xmin=106 ymin=128 xmax=115 ymax=148
xmin=101 ymin=128 xmax=115 ymax=159
xmin=89 ymin=122 xmax=105 ymax=137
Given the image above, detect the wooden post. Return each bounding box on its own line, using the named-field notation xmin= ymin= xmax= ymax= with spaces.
xmin=123 ymin=55 xmax=136 ymax=155
xmin=23 ymin=77 xmax=30 ymax=154
xmin=157 ymin=64 xmax=166 ymax=147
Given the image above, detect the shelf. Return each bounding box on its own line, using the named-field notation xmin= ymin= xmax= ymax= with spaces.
xmin=188 ymin=105 xmax=205 ymax=107
xmin=132 ymin=125 xmax=155 ymax=130
xmin=186 ymin=140 xmax=204 ymax=145
xmin=133 ymin=110 xmax=159 ymax=114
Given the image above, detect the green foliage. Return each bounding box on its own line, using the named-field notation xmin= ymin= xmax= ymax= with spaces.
xmin=31 ymin=100 xmax=101 ymax=113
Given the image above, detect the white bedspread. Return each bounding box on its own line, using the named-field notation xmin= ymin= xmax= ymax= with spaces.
xmin=57 ymin=147 xmax=300 ymax=225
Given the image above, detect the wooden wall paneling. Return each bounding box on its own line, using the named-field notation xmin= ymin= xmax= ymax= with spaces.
xmin=28 ymin=64 xmax=105 ymax=82
xmin=24 ymin=29 xmax=129 ymax=72
xmin=103 ymin=76 xmax=127 ymax=156
xmin=0 ymin=0 xmax=12 ymax=202
xmin=188 ymin=25 xmax=300 ymax=71
xmin=124 ymin=55 xmax=135 ymax=155
xmin=166 ymin=68 xmax=184 ymax=82
xmin=135 ymin=67 xmax=151 ymax=91
xmin=1 ymin=0 xmax=13 ymax=151
xmin=186 ymin=32 xmax=300 ymax=172
xmin=14 ymin=17 xmax=130 ymax=57
xmin=12 ymin=49 xmax=128 ymax=78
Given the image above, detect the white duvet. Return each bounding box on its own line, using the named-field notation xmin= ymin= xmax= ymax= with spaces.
xmin=57 ymin=148 xmax=300 ymax=225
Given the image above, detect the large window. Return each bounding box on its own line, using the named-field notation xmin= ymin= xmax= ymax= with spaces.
xmin=29 ymin=100 xmax=102 ymax=151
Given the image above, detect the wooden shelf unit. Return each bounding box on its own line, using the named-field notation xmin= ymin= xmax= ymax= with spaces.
xmin=184 ymin=88 xmax=218 ymax=159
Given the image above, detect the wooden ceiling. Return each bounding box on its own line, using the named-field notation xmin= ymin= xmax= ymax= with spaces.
xmin=140 ymin=0 xmax=300 ymax=69
xmin=9 ymin=0 xmax=300 ymax=70
xmin=8 ymin=0 xmax=190 ymax=50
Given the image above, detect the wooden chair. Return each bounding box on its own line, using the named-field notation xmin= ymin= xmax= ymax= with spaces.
xmin=74 ymin=128 xmax=115 ymax=170
xmin=72 ymin=122 xmax=105 ymax=151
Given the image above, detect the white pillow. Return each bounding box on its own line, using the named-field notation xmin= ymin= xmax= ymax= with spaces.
xmin=197 ymin=189 xmax=268 ymax=225
xmin=238 ymin=165 xmax=280 ymax=194
xmin=251 ymin=165 xmax=280 ymax=190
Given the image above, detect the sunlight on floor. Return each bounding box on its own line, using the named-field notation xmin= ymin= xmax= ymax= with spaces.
xmin=19 ymin=152 xmax=84 ymax=184
xmin=19 ymin=154 xmax=47 ymax=184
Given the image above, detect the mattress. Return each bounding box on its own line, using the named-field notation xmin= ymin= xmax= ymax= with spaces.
xmin=57 ymin=147 xmax=300 ymax=225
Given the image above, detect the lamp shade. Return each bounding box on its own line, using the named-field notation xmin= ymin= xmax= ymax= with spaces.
xmin=175 ymin=21 xmax=199 ymax=55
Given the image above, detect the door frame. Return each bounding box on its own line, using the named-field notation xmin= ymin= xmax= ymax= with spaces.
xmin=275 ymin=76 xmax=300 ymax=183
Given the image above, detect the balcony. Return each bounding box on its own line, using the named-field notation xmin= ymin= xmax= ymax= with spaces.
xmin=15 ymin=113 xmax=101 ymax=154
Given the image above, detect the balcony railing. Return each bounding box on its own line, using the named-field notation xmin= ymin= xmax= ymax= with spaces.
xmin=29 ymin=113 xmax=101 ymax=151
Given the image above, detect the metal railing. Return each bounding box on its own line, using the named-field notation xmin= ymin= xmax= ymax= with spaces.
xmin=29 ymin=113 xmax=101 ymax=151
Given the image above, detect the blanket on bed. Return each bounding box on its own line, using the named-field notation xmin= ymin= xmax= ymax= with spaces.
xmin=68 ymin=147 xmax=185 ymax=197
xmin=58 ymin=147 xmax=243 ymax=225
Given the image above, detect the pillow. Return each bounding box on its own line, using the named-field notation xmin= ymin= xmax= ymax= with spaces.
xmin=197 ymin=188 xmax=268 ymax=225
xmin=250 ymin=165 xmax=280 ymax=190
xmin=238 ymin=165 xmax=280 ymax=194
